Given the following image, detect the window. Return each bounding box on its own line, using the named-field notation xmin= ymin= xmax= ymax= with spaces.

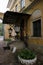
xmin=33 ymin=19 xmax=41 ymax=37
xmin=21 ymin=0 xmax=25 ymax=8
xmin=15 ymin=5 xmax=18 ymax=12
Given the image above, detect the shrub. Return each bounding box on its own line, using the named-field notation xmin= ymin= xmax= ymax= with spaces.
xmin=5 ymin=39 xmax=11 ymax=41
xmin=18 ymin=48 xmax=36 ymax=60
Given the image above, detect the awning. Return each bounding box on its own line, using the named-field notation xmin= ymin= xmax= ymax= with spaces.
xmin=3 ymin=11 xmax=31 ymax=24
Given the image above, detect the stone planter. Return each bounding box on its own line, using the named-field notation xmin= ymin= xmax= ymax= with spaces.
xmin=18 ymin=56 xmax=37 ymax=65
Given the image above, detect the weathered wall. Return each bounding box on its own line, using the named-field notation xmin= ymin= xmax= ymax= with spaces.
xmin=11 ymin=0 xmax=21 ymax=12
xmin=11 ymin=0 xmax=32 ymax=12
xmin=4 ymin=24 xmax=15 ymax=40
xmin=4 ymin=24 xmax=10 ymax=39
xmin=26 ymin=1 xmax=43 ymax=55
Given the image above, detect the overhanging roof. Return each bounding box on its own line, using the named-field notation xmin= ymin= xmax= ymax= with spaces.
xmin=3 ymin=11 xmax=31 ymax=24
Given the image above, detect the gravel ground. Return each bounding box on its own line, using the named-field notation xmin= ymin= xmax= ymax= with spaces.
xmin=0 ymin=41 xmax=43 ymax=65
xmin=0 ymin=48 xmax=43 ymax=65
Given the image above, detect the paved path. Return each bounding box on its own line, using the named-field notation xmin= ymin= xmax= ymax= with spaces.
xmin=0 ymin=40 xmax=24 ymax=65
xmin=0 ymin=41 xmax=43 ymax=65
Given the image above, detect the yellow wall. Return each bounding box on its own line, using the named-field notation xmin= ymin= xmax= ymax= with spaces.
xmin=11 ymin=0 xmax=32 ymax=12
xmin=4 ymin=24 xmax=15 ymax=40
xmin=11 ymin=0 xmax=21 ymax=12
xmin=4 ymin=24 xmax=10 ymax=39
xmin=26 ymin=1 xmax=43 ymax=46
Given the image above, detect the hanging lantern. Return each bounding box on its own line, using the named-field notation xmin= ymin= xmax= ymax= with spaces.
xmin=14 ymin=26 xmax=20 ymax=33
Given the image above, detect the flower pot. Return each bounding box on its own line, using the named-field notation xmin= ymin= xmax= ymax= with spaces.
xmin=18 ymin=56 xmax=37 ymax=65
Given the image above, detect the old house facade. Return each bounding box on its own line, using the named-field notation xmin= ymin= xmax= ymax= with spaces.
xmin=4 ymin=0 xmax=43 ymax=56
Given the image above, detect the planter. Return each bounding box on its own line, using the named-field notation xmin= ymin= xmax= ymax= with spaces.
xmin=18 ymin=49 xmax=37 ymax=65
xmin=18 ymin=56 xmax=37 ymax=65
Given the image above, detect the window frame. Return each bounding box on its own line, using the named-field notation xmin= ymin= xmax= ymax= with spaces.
xmin=33 ymin=19 xmax=41 ymax=37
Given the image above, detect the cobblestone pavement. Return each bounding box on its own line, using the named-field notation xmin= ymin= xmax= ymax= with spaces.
xmin=0 ymin=41 xmax=43 ymax=65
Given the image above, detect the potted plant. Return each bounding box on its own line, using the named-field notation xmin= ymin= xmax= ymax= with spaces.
xmin=18 ymin=48 xmax=37 ymax=65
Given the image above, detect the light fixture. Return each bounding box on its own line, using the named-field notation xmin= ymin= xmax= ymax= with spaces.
xmin=14 ymin=26 xmax=20 ymax=39
xmin=14 ymin=26 xmax=20 ymax=33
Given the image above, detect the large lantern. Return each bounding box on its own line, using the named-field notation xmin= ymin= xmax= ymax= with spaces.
xmin=14 ymin=26 xmax=20 ymax=32
xmin=14 ymin=26 xmax=20 ymax=39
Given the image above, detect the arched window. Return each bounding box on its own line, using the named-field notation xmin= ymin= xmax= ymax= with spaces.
xmin=32 ymin=10 xmax=41 ymax=37
xmin=32 ymin=10 xmax=41 ymax=20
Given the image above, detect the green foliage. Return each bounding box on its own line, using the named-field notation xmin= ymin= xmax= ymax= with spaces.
xmin=4 ymin=39 xmax=11 ymax=41
xmin=18 ymin=48 xmax=36 ymax=60
xmin=0 ymin=32 xmax=3 ymax=36
xmin=0 ymin=23 xmax=4 ymax=36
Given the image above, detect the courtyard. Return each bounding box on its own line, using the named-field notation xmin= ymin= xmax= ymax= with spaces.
xmin=0 ymin=40 xmax=43 ymax=65
xmin=0 ymin=0 xmax=43 ymax=65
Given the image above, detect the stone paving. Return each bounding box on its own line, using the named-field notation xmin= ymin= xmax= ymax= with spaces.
xmin=0 ymin=41 xmax=43 ymax=65
xmin=0 ymin=48 xmax=23 ymax=65
xmin=0 ymin=40 xmax=24 ymax=65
